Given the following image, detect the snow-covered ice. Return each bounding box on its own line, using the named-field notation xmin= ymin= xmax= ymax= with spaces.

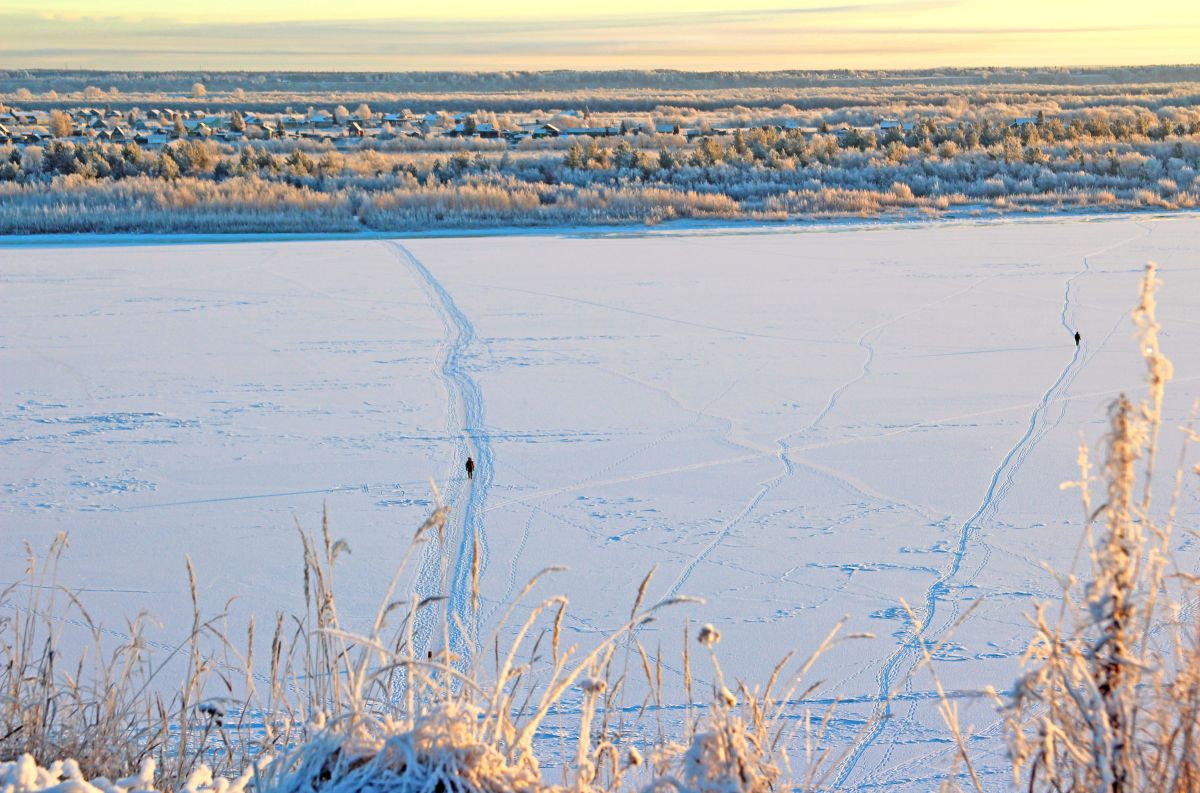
xmin=3 ymin=216 xmax=1199 ymax=789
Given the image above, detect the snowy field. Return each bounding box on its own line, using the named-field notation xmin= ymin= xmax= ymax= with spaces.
xmin=3 ymin=217 xmax=1199 ymax=789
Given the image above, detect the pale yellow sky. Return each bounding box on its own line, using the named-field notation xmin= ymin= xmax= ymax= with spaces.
xmin=1 ymin=0 xmax=1197 ymax=70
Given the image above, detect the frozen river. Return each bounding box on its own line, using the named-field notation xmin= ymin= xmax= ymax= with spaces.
xmin=3 ymin=217 xmax=1199 ymax=789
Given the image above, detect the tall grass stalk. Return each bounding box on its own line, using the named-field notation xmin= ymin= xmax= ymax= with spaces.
xmin=0 ymin=488 xmax=863 ymax=793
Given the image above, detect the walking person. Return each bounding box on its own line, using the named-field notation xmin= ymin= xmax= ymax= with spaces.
xmin=465 ymin=456 xmax=475 ymax=480
xmin=1074 ymin=331 xmax=1081 ymax=347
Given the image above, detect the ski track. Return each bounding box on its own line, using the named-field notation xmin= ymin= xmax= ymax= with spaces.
xmin=659 ymin=273 xmax=996 ymax=603
xmin=390 ymin=242 xmax=493 ymax=670
xmin=475 ymin=368 xmax=1200 ymax=518
xmin=840 ymin=227 xmax=1151 ymax=788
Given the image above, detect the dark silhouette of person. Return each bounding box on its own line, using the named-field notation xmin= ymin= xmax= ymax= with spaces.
xmin=1074 ymin=331 xmax=1081 ymax=347
xmin=465 ymin=456 xmax=475 ymax=480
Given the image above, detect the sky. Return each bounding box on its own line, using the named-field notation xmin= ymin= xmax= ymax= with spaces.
xmin=0 ymin=0 xmax=1197 ymax=71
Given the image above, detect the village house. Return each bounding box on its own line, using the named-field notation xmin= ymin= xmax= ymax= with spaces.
xmin=96 ymin=126 xmax=129 ymax=143
xmin=394 ymin=121 xmax=422 ymax=138
xmin=135 ymin=131 xmax=169 ymax=146
xmin=242 ymin=122 xmax=275 ymax=140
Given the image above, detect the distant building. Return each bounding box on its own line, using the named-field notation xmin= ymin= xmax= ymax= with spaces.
xmin=562 ymin=125 xmax=619 ymax=137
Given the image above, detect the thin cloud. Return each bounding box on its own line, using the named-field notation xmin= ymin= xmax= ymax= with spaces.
xmin=0 ymin=2 xmax=1193 ymax=71
xmin=0 ymin=3 xmax=969 ymax=44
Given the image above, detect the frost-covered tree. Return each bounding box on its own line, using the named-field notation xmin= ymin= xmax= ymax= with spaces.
xmin=48 ymin=110 xmax=73 ymax=138
xmin=317 ymin=151 xmax=344 ymax=176
xmin=191 ymin=82 xmax=207 ymax=99
xmin=20 ymin=146 xmax=43 ymax=174
xmin=613 ymin=140 xmax=636 ymax=169
xmin=156 ymin=153 xmax=181 ymax=180
xmin=564 ymin=143 xmax=584 ymax=169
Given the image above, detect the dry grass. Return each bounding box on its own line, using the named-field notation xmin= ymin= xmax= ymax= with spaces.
xmin=0 ymin=534 xmax=284 ymax=787
xmin=0 ymin=487 xmax=864 ymax=793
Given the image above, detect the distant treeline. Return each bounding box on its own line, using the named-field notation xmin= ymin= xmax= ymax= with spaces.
xmin=3 ymin=105 xmax=1198 ymax=233
xmin=6 ymin=66 xmax=1200 ymax=95
xmin=5 ymin=67 xmax=1200 ymax=115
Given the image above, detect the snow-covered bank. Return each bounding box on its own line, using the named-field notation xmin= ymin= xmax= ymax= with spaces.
xmin=1 ymin=206 xmax=1198 ymax=248
xmin=2 ymin=216 xmax=1198 ymax=789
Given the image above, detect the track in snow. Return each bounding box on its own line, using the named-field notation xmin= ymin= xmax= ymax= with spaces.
xmin=391 ymin=242 xmax=493 ymax=669
xmin=836 ymin=228 xmax=1150 ymax=787
xmin=659 ymin=274 xmax=996 ymax=602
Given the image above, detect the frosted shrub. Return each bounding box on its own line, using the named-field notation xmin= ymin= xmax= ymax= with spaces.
xmin=890 ymin=181 xmax=914 ymax=201
xmin=254 ymin=704 xmax=544 ymax=793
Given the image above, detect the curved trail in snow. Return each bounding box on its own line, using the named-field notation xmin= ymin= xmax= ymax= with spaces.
xmin=837 ymin=226 xmax=1152 ymax=788
xmin=391 ymin=242 xmax=493 ymax=669
xmin=658 ymin=273 xmax=996 ymax=602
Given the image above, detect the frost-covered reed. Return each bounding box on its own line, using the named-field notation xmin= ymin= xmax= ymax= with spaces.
xmin=0 ymin=488 xmax=862 ymax=793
